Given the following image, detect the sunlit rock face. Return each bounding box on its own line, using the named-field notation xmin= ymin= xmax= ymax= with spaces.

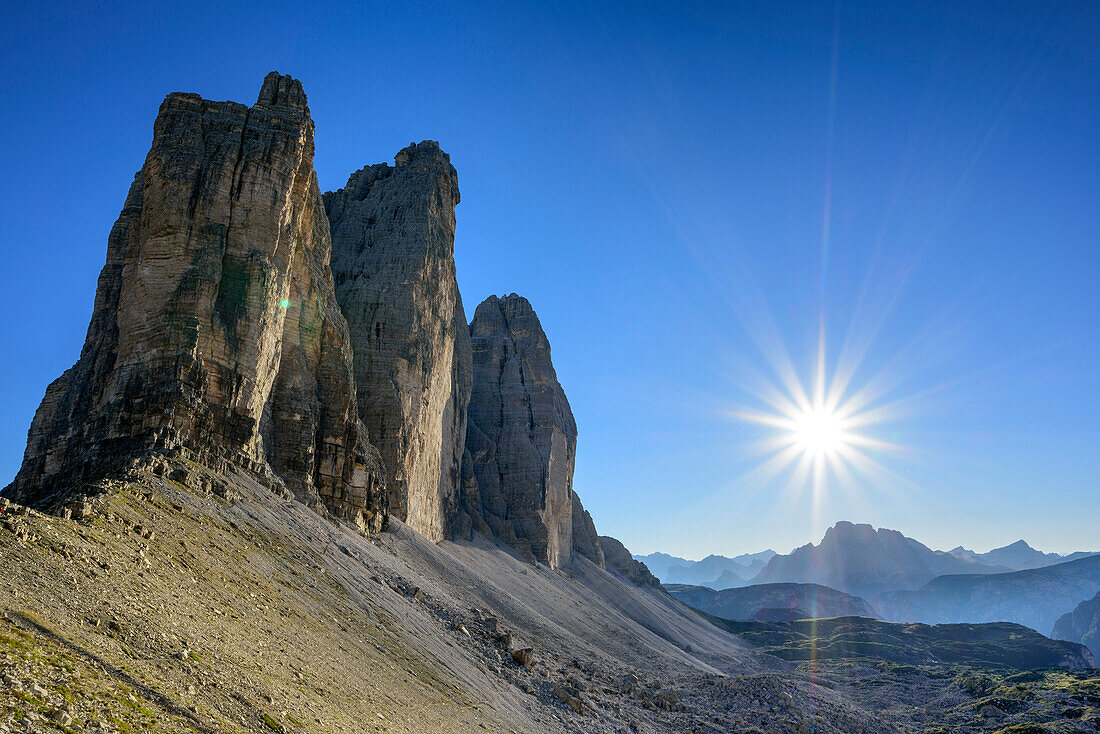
xmin=324 ymin=142 xmax=469 ymax=543
xmin=460 ymin=294 xmax=578 ymax=569
xmin=4 ymin=73 xmax=386 ymax=530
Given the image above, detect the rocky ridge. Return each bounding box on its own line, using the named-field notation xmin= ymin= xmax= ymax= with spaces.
xmin=3 ymin=72 xmax=648 ymax=584
xmin=1053 ymin=591 xmax=1100 ymax=663
xmin=875 ymin=554 xmax=1100 ymax=635
xmin=1052 ymin=591 xmax=1100 ymax=661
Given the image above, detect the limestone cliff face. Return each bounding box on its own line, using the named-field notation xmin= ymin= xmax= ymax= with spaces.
xmin=461 ymin=294 xmax=577 ymax=569
xmin=4 ymin=73 xmax=386 ymax=530
xmin=324 ymin=142 xmax=468 ymax=542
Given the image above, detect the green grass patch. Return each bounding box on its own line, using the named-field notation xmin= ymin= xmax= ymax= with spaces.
xmin=992 ymin=725 xmax=1048 ymax=734
xmin=110 ymin=693 xmax=157 ymax=718
xmin=107 ymin=714 xmax=134 ymax=734
xmin=14 ymin=690 xmax=43 ymax=708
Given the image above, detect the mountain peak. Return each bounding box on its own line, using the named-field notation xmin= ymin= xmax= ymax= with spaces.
xmin=256 ymin=71 xmax=308 ymax=111
xmin=755 ymin=522 xmax=1008 ymax=597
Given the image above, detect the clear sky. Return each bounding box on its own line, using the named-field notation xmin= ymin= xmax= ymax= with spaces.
xmin=2 ymin=1 xmax=1097 ymax=557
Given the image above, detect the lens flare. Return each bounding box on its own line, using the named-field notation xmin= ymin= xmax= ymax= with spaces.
xmin=729 ymin=324 xmax=910 ymax=505
xmin=793 ymin=406 xmax=847 ymax=457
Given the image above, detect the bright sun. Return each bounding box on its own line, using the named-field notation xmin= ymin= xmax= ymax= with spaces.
xmin=792 ymin=406 xmax=848 ymax=457
xmin=731 ymin=332 xmax=904 ymax=498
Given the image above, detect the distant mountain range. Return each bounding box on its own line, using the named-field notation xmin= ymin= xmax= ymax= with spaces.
xmin=875 ymin=554 xmax=1100 ymax=636
xmin=750 ymin=521 xmax=1014 ymax=598
xmin=646 ymin=522 xmax=1099 ymax=638
xmin=633 ymin=550 xmax=776 ymax=589
xmin=947 ymin=539 xmax=1098 ymax=571
xmin=643 ymin=523 xmax=1097 ymax=598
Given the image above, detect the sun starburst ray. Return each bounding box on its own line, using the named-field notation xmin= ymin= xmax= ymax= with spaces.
xmin=728 ymin=316 xmax=916 ymax=509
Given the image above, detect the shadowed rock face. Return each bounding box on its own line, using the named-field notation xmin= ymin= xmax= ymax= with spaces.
xmin=3 ymin=73 xmax=386 ymax=530
xmin=324 ymin=141 xmax=468 ymax=542
xmin=460 ymin=294 xmax=577 ymax=569
xmin=1052 ymin=591 xmax=1100 ymax=661
xmin=600 ymin=536 xmax=661 ymax=588
xmin=571 ymin=491 xmax=606 ymax=569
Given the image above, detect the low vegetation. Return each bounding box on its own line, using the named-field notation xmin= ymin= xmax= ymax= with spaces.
xmin=707 ymin=615 xmax=1092 ymax=669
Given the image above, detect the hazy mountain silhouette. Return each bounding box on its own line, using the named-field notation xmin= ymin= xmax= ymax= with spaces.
xmin=635 ymin=550 xmax=776 ymax=588
xmin=948 ymin=540 xmax=1096 ymax=571
xmin=751 ymin=522 xmax=1010 ymax=598
xmin=668 ymin=582 xmax=878 ymax=621
xmin=876 ymin=554 xmax=1100 ymax=635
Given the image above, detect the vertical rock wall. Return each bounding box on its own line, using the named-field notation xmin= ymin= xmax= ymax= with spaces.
xmin=324 ymin=142 xmax=468 ymax=542
xmin=461 ymin=294 xmax=578 ymax=569
xmin=4 ymin=73 xmax=385 ymax=530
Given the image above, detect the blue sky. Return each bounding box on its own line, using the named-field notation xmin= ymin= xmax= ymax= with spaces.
xmin=1 ymin=1 xmax=1097 ymax=557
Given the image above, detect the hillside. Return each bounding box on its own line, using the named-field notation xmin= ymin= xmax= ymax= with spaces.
xmin=667 ymin=582 xmax=879 ymax=621
xmin=876 ymin=555 xmax=1100 ymax=635
xmin=753 ymin=522 xmax=1010 ymax=597
xmin=0 ymin=457 xmax=914 ymax=734
xmin=705 ymin=616 xmax=1094 ymax=669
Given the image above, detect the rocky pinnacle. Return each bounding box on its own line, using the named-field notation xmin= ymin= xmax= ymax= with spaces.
xmin=324 ymin=141 xmax=469 ymax=542
xmin=4 ymin=72 xmax=655 ymax=586
xmin=4 ymin=72 xmax=386 ymax=530
xmin=460 ymin=294 xmax=580 ymax=569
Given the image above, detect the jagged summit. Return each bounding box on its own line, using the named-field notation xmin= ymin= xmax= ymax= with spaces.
xmin=3 ymin=72 xmax=385 ymax=530
xmin=324 ymin=139 xmax=467 ymax=542
xmin=330 ymin=141 xmax=459 ymax=203
xmin=255 ymin=70 xmax=308 ymax=110
xmin=459 ymin=293 xmax=578 ymax=569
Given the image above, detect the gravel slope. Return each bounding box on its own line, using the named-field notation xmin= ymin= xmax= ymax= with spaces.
xmin=0 ymin=457 xmax=902 ymax=733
